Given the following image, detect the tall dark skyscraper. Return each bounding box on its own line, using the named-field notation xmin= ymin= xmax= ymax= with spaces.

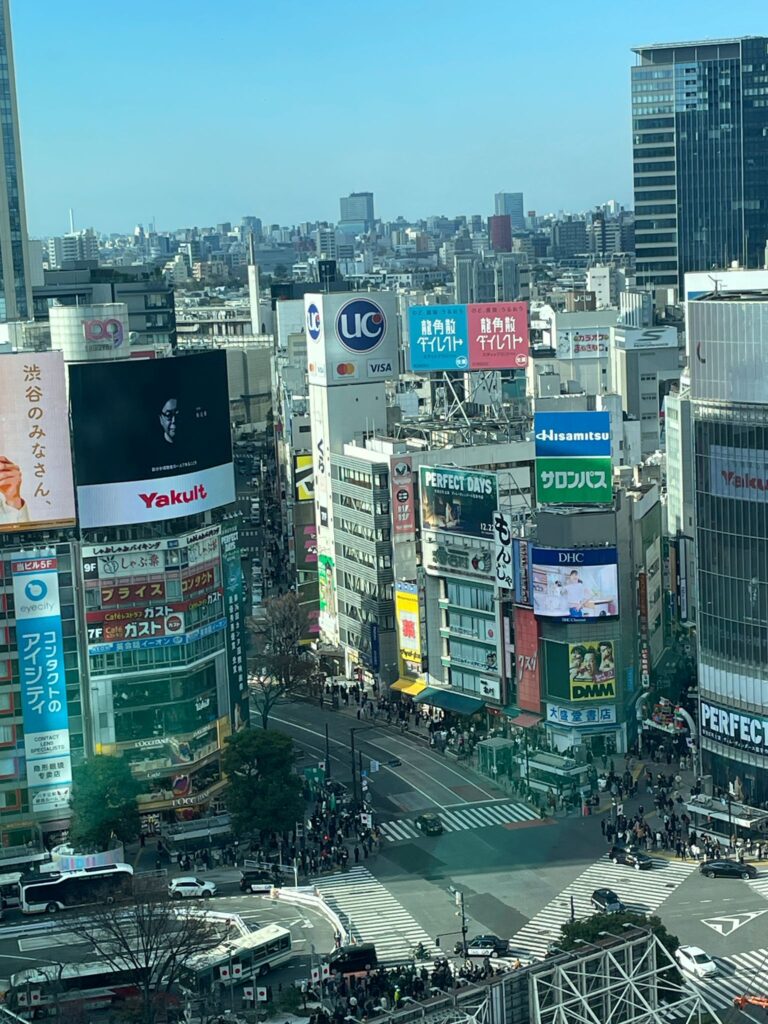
xmin=0 ymin=0 xmax=30 ymax=320
xmin=632 ymin=37 xmax=768 ymax=294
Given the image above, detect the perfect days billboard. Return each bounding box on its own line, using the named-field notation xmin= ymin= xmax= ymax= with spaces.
xmin=409 ymin=302 xmax=529 ymax=372
xmin=419 ymin=467 xmax=498 ymax=539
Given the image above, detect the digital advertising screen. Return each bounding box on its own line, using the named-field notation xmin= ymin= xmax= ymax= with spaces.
xmin=531 ymin=547 xmax=619 ymax=621
xmin=69 ymin=351 xmax=235 ymax=527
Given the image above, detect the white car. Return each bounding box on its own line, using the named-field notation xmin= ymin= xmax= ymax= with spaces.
xmin=675 ymin=945 xmax=718 ymax=979
xmin=168 ymin=876 xmax=217 ymax=899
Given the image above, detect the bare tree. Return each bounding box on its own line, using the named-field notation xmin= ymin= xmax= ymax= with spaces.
xmin=70 ymin=897 xmax=218 ymax=1024
xmin=247 ymin=592 xmax=316 ymax=728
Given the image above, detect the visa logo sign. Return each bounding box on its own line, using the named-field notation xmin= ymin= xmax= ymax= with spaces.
xmin=367 ymin=359 xmax=394 ymax=375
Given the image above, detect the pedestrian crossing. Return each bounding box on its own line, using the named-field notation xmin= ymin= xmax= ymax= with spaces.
xmin=378 ymin=801 xmax=541 ymax=842
xmin=313 ymin=866 xmax=437 ymax=962
xmin=748 ymin=873 xmax=768 ymax=903
xmin=681 ymin=948 xmax=768 ymax=1018
xmin=510 ymin=854 xmax=697 ymax=960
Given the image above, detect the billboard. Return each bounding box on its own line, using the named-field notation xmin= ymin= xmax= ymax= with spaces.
xmin=0 ymin=352 xmax=76 ymax=532
xmin=318 ymin=553 xmax=337 ymax=634
xmin=531 ymin=547 xmax=619 ymax=620
xmin=12 ymin=554 xmax=72 ymax=804
xmin=305 ymin=292 xmax=399 ymax=387
xmin=493 ymin=510 xmax=514 ymax=589
xmin=513 ymin=539 xmax=532 ymax=606
xmin=556 ymin=328 xmax=610 ymax=359
xmin=390 ymin=455 xmax=415 ymax=536
xmin=395 ymin=583 xmax=424 ymax=684
xmin=548 ymin=704 xmax=616 ymax=727
xmin=69 ymin=352 xmax=235 ymax=527
xmin=467 ymin=302 xmax=529 ymax=370
xmin=700 ymin=699 xmax=768 ymax=757
xmin=534 ymin=412 xmax=611 ymax=459
xmin=409 ymin=305 xmax=469 ymax=372
xmin=514 ymin=607 xmax=540 ymax=712
xmin=294 ymin=455 xmax=314 ymax=501
xmin=536 ymin=456 xmax=613 ymax=505
xmin=569 ymin=640 xmax=616 ymax=701
xmin=708 ymin=445 xmax=768 ymax=503
xmin=419 ymin=467 xmax=498 ymax=539
xmin=408 ymin=302 xmax=529 ymax=372
xmin=221 ymin=525 xmax=248 ymax=731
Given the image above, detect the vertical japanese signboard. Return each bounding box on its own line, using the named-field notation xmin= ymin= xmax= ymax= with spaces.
xmin=395 ymin=582 xmax=423 ymax=684
xmin=221 ymin=526 xmax=248 ymax=730
xmin=514 ymin=607 xmax=541 ymax=713
xmin=493 ymin=510 xmax=514 ymax=589
xmin=12 ymin=554 xmax=72 ymax=810
xmin=390 ymin=456 xmax=415 ymax=537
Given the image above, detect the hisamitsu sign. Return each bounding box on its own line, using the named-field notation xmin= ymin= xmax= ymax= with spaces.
xmin=534 ymin=412 xmax=611 ymax=458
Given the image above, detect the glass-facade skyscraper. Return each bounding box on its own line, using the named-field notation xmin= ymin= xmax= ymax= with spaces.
xmin=0 ymin=0 xmax=30 ymax=321
xmin=632 ymin=37 xmax=768 ymax=295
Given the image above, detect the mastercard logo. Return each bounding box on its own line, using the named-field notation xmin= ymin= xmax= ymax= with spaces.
xmin=336 ymin=362 xmax=357 ymax=376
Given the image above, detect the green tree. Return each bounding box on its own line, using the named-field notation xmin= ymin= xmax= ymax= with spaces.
xmin=248 ymin=593 xmax=316 ymax=728
xmin=557 ymin=911 xmax=682 ymax=991
xmin=221 ymin=729 xmax=304 ymax=836
xmin=69 ymin=756 xmax=142 ymax=852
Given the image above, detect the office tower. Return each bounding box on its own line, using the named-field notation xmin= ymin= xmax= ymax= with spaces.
xmin=339 ymin=191 xmax=374 ymax=234
xmin=489 ymin=214 xmax=512 ymax=252
xmin=689 ymin=284 xmax=768 ymax=806
xmin=494 ymin=191 xmax=525 ymax=231
xmin=632 ymin=37 xmax=768 ymax=294
xmin=0 ymin=1 xmax=31 ymax=319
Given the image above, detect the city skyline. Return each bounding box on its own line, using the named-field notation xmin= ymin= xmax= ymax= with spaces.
xmin=12 ymin=0 xmax=768 ymax=235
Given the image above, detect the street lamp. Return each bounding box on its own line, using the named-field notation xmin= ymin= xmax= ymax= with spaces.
xmin=449 ymin=886 xmax=468 ymax=957
xmin=349 ymin=726 xmax=376 ymax=806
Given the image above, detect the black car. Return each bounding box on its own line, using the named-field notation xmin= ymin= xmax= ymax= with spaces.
xmin=239 ymin=869 xmax=274 ymax=893
xmin=699 ymin=859 xmax=757 ymax=880
xmin=415 ymin=812 xmax=444 ymax=836
xmin=609 ymin=845 xmax=653 ymax=870
xmin=591 ymin=888 xmax=625 ymax=913
xmin=460 ymin=935 xmax=510 ymax=958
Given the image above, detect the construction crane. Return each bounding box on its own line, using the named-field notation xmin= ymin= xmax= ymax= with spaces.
xmin=733 ymin=994 xmax=768 ymax=1011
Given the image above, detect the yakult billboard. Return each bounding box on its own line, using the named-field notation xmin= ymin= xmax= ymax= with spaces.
xmin=69 ymin=352 xmax=235 ymax=527
xmin=305 ymin=291 xmax=399 ymax=387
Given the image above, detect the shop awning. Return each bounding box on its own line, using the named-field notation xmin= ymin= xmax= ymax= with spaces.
xmin=415 ymin=687 xmax=486 ymax=716
xmin=391 ymin=678 xmax=427 ymax=697
xmin=502 ymin=706 xmax=542 ymax=728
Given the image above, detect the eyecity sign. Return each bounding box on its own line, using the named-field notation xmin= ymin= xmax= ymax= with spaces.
xmin=700 ymin=699 xmax=768 ymax=755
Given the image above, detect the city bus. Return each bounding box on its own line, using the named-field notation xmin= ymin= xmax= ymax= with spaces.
xmin=19 ymin=863 xmax=134 ymax=914
xmin=0 ymin=871 xmax=21 ymax=908
xmin=178 ymin=924 xmax=292 ymax=995
xmin=5 ymin=959 xmax=150 ymax=1017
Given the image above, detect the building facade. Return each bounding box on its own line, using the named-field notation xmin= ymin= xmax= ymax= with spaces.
xmin=632 ymin=37 xmax=768 ymax=293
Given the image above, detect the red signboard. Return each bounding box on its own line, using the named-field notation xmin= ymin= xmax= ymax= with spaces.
xmin=182 ymin=568 xmax=216 ymax=596
xmin=467 ymin=302 xmax=529 ymax=370
xmin=390 ymin=455 xmax=415 ymax=536
xmin=101 ymin=580 xmax=167 ymax=606
xmin=514 ymin=607 xmax=541 ymax=712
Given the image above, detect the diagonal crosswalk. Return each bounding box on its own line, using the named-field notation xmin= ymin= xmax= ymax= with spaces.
xmin=378 ymin=801 xmax=541 ymax=842
xmin=510 ymin=854 xmax=697 ymax=959
xmin=748 ymin=873 xmax=768 ymax=903
xmin=682 ymin=948 xmax=768 ymax=1017
xmin=313 ymin=866 xmax=437 ymax=962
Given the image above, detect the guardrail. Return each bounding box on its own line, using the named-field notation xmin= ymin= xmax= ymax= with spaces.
xmin=269 ymin=886 xmax=347 ymax=944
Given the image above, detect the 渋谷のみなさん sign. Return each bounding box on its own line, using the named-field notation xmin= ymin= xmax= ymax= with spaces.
xmin=419 ymin=467 xmax=498 ymax=539
xmin=12 ymin=554 xmax=72 ymax=800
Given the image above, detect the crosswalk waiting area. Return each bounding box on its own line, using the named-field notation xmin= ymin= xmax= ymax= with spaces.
xmin=378 ymin=801 xmax=540 ymax=842
xmin=313 ymin=866 xmax=437 ymax=962
xmin=510 ymin=854 xmax=698 ymax=960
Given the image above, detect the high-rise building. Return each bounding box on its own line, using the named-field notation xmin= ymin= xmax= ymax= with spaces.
xmin=339 ymin=192 xmax=374 ymax=234
xmin=0 ymin=0 xmax=31 ymax=320
xmin=632 ymin=37 xmax=768 ymax=294
xmin=494 ymin=192 xmax=525 ymax=231
xmin=689 ymin=283 xmax=768 ymax=806
xmin=47 ymin=229 xmax=99 ymax=269
xmin=489 ymin=214 xmax=512 ymax=252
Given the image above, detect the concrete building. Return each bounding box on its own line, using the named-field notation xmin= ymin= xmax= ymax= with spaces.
xmin=632 ymin=37 xmax=768 ymax=293
xmin=339 ymin=192 xmax=374 ymax=234
xmin=0 ymin=0 xmax=32 ymax=320
xmin=47 ymin=230 xmax=99 ymax=269
xmin=489 ymin=215 xmax=512 ymax=252
xmin=611 ymin=325 xmax=681 ymax=457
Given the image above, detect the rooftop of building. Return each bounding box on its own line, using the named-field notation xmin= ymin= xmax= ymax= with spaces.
xmin=632 ymin=36 xmax=765 ymax=55
xmin=693 ymin=290 xmax=768 ymax=302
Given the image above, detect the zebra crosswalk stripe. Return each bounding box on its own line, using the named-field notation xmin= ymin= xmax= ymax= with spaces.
xmin=312 ymin=866 xmax=437 ymax=962
xmin=377 ymin=801 xmax=540 ymax=843
xmin=682 ymin=948 xmax=768 ymax=1013
xmin=510 ymin=854 xmax=697 ymax=960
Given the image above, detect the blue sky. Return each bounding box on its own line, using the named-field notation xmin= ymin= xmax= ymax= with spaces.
xmin=12 ymin=1 xmax=768 ymax=235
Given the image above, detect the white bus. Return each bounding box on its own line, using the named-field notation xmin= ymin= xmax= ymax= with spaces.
xmin=19 ymin=863 xmax=134 ymax=914
xmin=5 ymin=959 xmax=166 ymax=1018
xmin=179 ymin=924 xmax=292 ymax=996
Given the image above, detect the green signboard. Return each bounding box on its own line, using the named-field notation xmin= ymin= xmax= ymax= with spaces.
xmin=536 ymin=456 xmax=612 ymax=505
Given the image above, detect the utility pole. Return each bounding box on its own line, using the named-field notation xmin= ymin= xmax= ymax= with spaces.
xmin=350 ymin=729 xmax=357 ymax=805
xmin=449 ymin=887 xmax=468 ymax=956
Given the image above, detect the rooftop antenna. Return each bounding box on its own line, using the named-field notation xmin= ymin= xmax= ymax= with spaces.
xmin=68 ymin=208 xmax=75 ymax=234
xmin=707 ymin=274 xmax=721 ymax=295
